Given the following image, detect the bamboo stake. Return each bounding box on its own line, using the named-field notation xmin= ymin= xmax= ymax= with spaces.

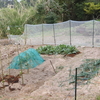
xmin=17 ymin=44 xmax=24 ymax=85
xmin=42 ymin=24 xmax=44 ymax=45
xmin=24 ymin=44 xmax=27 ymax=51
xmin=53 ymin=24 xmax=56 ymax=46
xmin=69 ymin=20 xmax=72 ymax=45
xmin=7 ymin=46 xmax=10 ymax=75
xmin=26 ymin=53 xmax=29 ymax=74
xmin=7 ymin=34 xmax=11 ymax=75
xmin=24 ymin=44 xmax=30 ymax=73
xmin=24 ymin=24 xmax=27 ymax=45
xmin=27 ymin=68 xmax=29 ymax=73
xmin=27 ymin=63 xmax=29 ymax=74
xmin=50 ymin=60 xmax=56 ymax=74
xmin=30 ymin=38 xmax=32 ymax=45
xmin=92 ymin=20 xmax=95 ymax=47
xmin=0 ymin=47 xmax=4 ymax=87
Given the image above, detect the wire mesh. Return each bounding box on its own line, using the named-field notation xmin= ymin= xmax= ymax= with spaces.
xmin=7 ymin=48 xmax=45 ymax=69
xmin=7 ymin=20 xmax=100 ymax=47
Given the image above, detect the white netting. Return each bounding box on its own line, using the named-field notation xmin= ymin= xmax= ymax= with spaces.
xmin=54 ymin=21 xmax=70 ymax=45
xmin=8 ymin=20 xmax=100 ymax=47
xmin=7 ymin=35 xmax=22 ymax=44
xmin=23 ymin=24 xmax=43 ymax=45
xmin=71 ymin=20 xmax=93 ymax=46
xmin=94 ymin=20 xmax=100 ymax=47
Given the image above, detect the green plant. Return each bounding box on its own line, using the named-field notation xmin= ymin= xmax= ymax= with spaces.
xmin=96 ymin=95 xmax=100 ymax=100
xmin=55 ymin=65 xmax=65 ymax=73
xmin=45 ymin=12 xmax=58 ymax=24
xmin=0 ymin=6 xmax=36 ymax=37
xmin=70 ymin=59 xmax=100 ymax=84
xmin=36 ymin=44 xmax=79 ymax=55
xmin=36 ymin=45 xmax=55 ymax=55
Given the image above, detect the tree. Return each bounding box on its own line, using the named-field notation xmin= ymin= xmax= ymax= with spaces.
xmin=0 ymin=1 xmax=4 ymax=8
xmin=84 ymin=2 xmax=100 ymax=19
xmin=0 ymin=6 xmax=34 ymax=36
xmin=53 ymin=0 xmax=87 ymax=21
xmin=20 ymin=0 xmax=38 ymax=7
xmin=0 ymin=0 xmax=14 ymax=8
xmin=45 ymin=11 xmax=58 ymax=23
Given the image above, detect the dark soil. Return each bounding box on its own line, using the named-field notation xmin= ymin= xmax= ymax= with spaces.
xmin=67 ymin=51 xmax=81 ymax=57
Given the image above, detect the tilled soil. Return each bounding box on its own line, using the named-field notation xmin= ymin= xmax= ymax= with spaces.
xmin=0 ymin=41 xmax=100 ymax=100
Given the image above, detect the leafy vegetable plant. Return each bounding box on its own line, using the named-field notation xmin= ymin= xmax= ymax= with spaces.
xmin=36 ymin=44 xmax=79 ymax=55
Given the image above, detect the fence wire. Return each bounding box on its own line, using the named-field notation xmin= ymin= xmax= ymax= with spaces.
xmin=8 ymin=20 xmax=100 ymax=47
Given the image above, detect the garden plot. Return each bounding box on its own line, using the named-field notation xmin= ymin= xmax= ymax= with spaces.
xmin=0 ymin=43 xmax=100 ymax=100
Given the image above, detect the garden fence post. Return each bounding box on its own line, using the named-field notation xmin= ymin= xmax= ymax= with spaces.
xmin=25 ymin=24 xmax=27 ymax=45
xmin=75 ymin=68 xmax=77 ymax=100
xmin=7 ymin=46 xmax=10 ymax=75
xmin=69 ymin=20 xmax=72 ymax=45
xmin=92 ymin=20 xmax=95 ymax=47
xmin=53 ymin=24 xmax=56 ymax=46
xmin=42 ymin=24 xmax=44 ymax=45
xmin=0 ymin=47 xmax=4 ymax=87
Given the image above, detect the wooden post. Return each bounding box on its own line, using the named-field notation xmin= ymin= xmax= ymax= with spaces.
xmin=69 ymin=20 xmax=72 ymax=45
xmin=53 ymin=24 xmax=56 ymax=46
xmin=7 ymin=46 xmax=10 ymax=75
xmin=42 ymin=24 xmax=44 ymax=45
xmin=0 ymin=47 xmax=4 ymax=87
xmin=92 ymin=20 xmax=95 ymax=47
xmin=50 ymin=60 xmax=56 ymax=74
xmin=25 ymin=51 xmax=30 ymax=74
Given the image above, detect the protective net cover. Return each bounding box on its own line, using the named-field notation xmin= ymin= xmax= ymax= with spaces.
xmin=8 ymin=20 xmax=100 ymax=47
xmin=8 ymin=48 xmax=45 ymax=69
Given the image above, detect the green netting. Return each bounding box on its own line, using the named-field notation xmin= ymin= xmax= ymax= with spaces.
xmin=8 ymin=48 xmax=45 ymax=69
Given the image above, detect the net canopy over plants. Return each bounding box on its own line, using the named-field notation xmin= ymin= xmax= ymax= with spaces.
xmin=8 ymin=48 xmax=45 ymax=69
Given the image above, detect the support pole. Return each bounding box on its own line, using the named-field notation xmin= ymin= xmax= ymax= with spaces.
xmin=75 ymin=68 xmax=77 ymax=100
xmin=69 ymin=20 xmax=72 ymax=45
xmin=7 ymin=46 xmax=10 ymax=75
xmin=50 ymin=60 xmax=56 ymax=74
xmin=30 ymin=38 xmax=32 ymax=45
xmin=92 ymin=20 xmax=95 ymax=47
xmin=0 ymin=47 xmax=4 ymax=87
xmin=24 ymin=24 xmax=27 ymax=45
xmin=25 ymin=52 xmax=30 ymax=74
xmin=42 ymin=24 xmax=44 ymax=45
xmin=53 ymin=24 xmax=56 ymax=46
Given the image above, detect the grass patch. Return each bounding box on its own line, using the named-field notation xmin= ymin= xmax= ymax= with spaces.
xmin=96 ymin=95 xmax=100 ymax=100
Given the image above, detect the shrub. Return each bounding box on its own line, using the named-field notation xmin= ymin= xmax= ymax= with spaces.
xmin=45 ymin=12 xmax=58 ymax=24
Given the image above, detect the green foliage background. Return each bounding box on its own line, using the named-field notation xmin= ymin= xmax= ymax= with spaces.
xmin=0 ymin=0 xmax=100 ymax=38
